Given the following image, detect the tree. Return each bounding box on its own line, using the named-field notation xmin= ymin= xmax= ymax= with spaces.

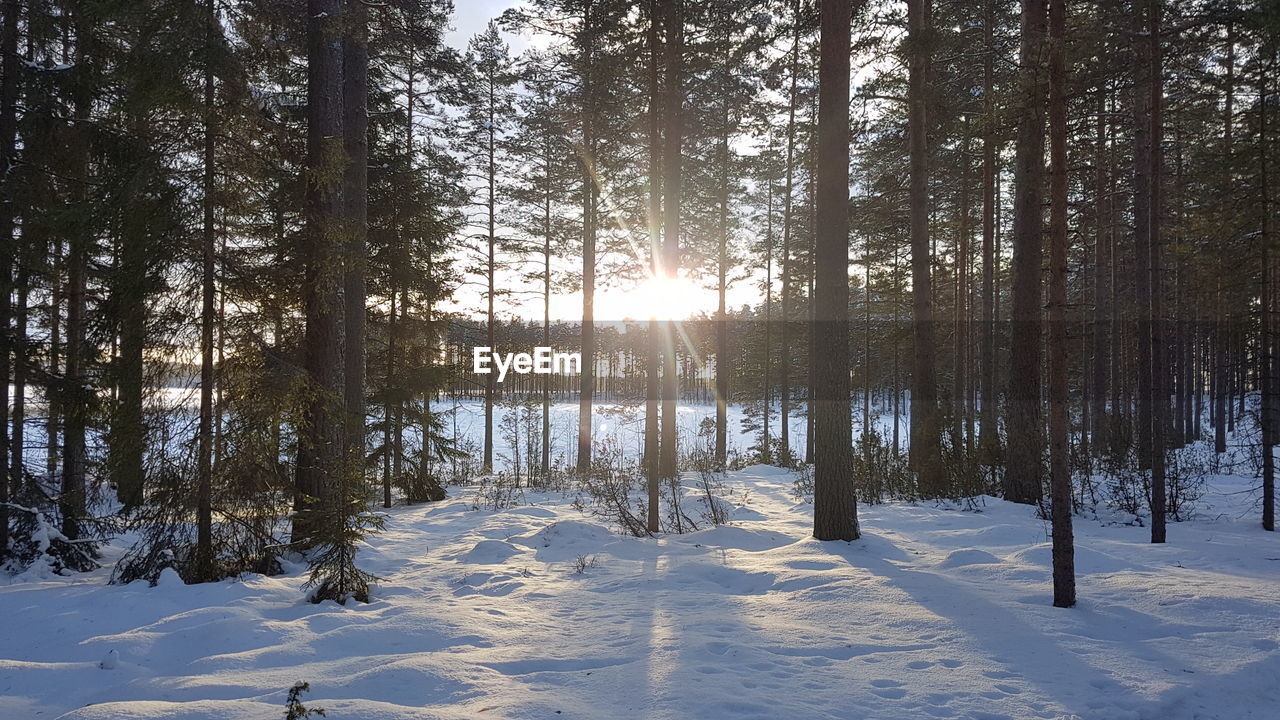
xmin=0 ymin=0 xmax=18 ymax=557
xmin=1005 ymin=0 xmax=1047 ymax=505
xmin=646 ymin=0 xmax=663 ymax=530
xmin=658 ymin=0 xmax=685 ymax=481
xmin=977 ymin=0 xmax=1000 ymax=464
xmin=295 ymin=0 xmax=347 ymax=542
xmin=459 ymin=22 xmax=517 ymax=473
xmin=343 ymin=0 xmax=370 ymax=484
xmin=194 ymin=0 xmax=219 ymax=581
xmin=907 ymin=0 xmax=942 ymax=494
xmin=1047 ymin=0 xmax=1074 ymax=608
xmin=812 ymin=0 xmax=859 ymax=542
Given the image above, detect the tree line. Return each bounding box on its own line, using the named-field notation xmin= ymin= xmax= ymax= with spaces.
xmin=0 ymin=0 xmax=1276 ymax=607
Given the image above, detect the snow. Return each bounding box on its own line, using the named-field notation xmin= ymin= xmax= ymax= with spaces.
xmin=2 ymin=463 xmax=1278 ymax=719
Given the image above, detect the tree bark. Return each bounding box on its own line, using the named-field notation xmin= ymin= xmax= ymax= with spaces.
xmin=1047 ymin=0 xmax=1075 ymax=607
xmin=0 ymin=0 xmax=18 ymax=553
xmin=61 ymin=10 xmax=92 ymax=542
xmin=343 ymin=0 xmax=368 ymax=474
xmin=908 ymin=0 xmax=942 ymax=494
xmin=659 ymin=0 xmax=684 ymax=480
xmin=1144 ymin=0 xmax=1167 ymax=543
xmin=812 ymin=0 xmax=858 ymax=542
xmin=779 ymin=0 xmax=801 ymax=464
xmin=1262 ymin=47 xmax=1274 ymax=532
xmin=296 ymin=0 xmax=346 ymax=541
xmin=978 ymin=0 xmax=999 ymax=463
xmin=576 ymin=0 xmax=597 ymax=474
xmin=646 ymin=0 xmax=661 ymax=530
xmin=715 ymin=19 xmax=731 ymax=468
xmin=1005 ymin=0 xmax=1048 ymax=505
xmin=195 ymin=0 xmax=218 ymax=579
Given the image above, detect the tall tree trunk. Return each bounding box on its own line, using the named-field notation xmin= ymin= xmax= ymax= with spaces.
xmin=659 ymin=0 xmax=683 ymax=480
xmin=0 ymin=0 xmax=18 ymax=553
xmin=908 ymin=0 xmax=942 ymax=494
xmin=762 ymin=152 xmax=774 ymax=462
xmin=195 ymin=0 xmax=218 ymax=579
xmin=1214 ymin=25 xmax=1234 ymax=455
xmin=542 ymin=121 xmax=554 ymax=481
xmin=384 ymin=285 xmax=396 ymax=507
xmin=779 ymin=0 xmax=800 ymax=464
xmin=61 ymin=10 xmax=92 ymax=542
xmin=1047 ymin=0 xmax=1075 ymax=608
xmin=955 ymin=115 xmax=971 ymax=442
xmin=714 ymin=23 xmax=730 ymax=468
xmin=483 ymin=72 xmax=497 ymax=473
xmin=576 ymin=0 xmax=597 ymax=474
xmin=1262 ymin=47 xmax=1274 ymax=532
xmin=112 ymin=186 xmax=147 ymax=508
xmin=645 ymin=0 xmax=661 ymax=530
xmin=1131 ymin=0 xmax=1154 ymax=474
xmin=1005 ymin=0 xmax=1048 ymax=505
xmin=1091 ymin=79 xmax=1110 ymax=456
xmin=1142 ymin=0 xmax=1167 ymax=543
xmin=978 ymin=0 xmax=999 ymax=463
xmin=343 ymin=0 xmax=368 ymax=477
xmin=295 ymin=0 xmax=346 ymax=541
xmin=46 ymin=236 xmax=60 ymax=481
xmin=805 ymin=114 xmax=818 ymax=467
xmin=812 ymin=0 xmax=858 ymax=542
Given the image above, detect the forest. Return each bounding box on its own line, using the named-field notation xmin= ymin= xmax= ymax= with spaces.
xmin=1 ymin=0 xmax=1278 ymax=718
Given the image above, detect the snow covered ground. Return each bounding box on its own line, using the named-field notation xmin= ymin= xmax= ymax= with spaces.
xmin=2 ymin=464 xmax=1279 ymax=719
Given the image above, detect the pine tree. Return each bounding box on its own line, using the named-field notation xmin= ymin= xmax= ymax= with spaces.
xmin=811 ymin=0 xmax=859 ymax=542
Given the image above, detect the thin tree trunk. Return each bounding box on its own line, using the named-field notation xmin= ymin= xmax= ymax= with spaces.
xmin=61 ymin=11 xmax=92 ymax=542
xmin=1146 ymin=0 xmax=1167 ymax=543
xmin=978 ymin=0 xmax=999 ymax=463
xmin=645 ymin=0 xmax=661 ymax=530
xmin=1048 ymin=0 xmax=1075 ymax=607
xmin=1262 ymin=47 xmax=1274 ymax=532
xmin=1006 ymin=0 xmax=1048 ymax=505
xmin=195 ymin=0 xmax=218 ymax=579
xmin=343 ymin=0 xmax=367 ymax=479
xmin=714 ymin=22 xmax=730 ymax=467
xmin=659 ymin=0 xmax=684 ymax=480
xmin=779 ymin=0 xmax=801 ymax=464
xmin=0 ymin=0 xmax=18 ymax=553
xmin=576 ymin=0 xmax=597 ymax=474
xmin=542 ymin=120 xmax=553 ymax=481
xmin=908 ymin=0 xmax=942 ymax=494
xmin=1214 ymin=25 xmax=1234 ymax=455
xmin=483 ymin=71 xmax=497 ymax=473
xmin=1091 ymin=79 xmax=1110 ymax=456
xmin=955 ymin=114 xmax=971 ymax=442
xmin=762 ymin=151 xmax=774 ymax=462
xmin=46 ymin=236 xmax=60 ymax=481
xmin=384 ymin=287 xmax=396 ymax=507
xmin=1132 ymin=0 xmax=1154 ymax=473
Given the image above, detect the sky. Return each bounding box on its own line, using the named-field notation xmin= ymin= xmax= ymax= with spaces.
xmin=438 ymin=0 xmax=758 ymax=323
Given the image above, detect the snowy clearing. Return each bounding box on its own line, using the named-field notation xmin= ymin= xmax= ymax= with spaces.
xmin=2 ymin=465 xmax=1278 ymax=720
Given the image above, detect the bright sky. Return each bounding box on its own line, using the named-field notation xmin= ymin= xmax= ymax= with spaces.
xmin=440 ymin=1 xmax=756 ymax=323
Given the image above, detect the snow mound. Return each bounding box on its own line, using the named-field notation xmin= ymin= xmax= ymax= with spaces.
xmin=510 ymin=520 xmax=622 ymax=562
xmin=1006 ymin=543 xmax=1135 ymax=574
xmin=937 ymin=548 xmax=1000 ymax=568
xmin=454 ymin=540 xmax=520 ymax=565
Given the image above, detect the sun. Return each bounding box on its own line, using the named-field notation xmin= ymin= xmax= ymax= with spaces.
xmin=607 ymin=275 xmax=706 ymax=322
xmin=624 ymin=272 xmax=706 ymax=320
